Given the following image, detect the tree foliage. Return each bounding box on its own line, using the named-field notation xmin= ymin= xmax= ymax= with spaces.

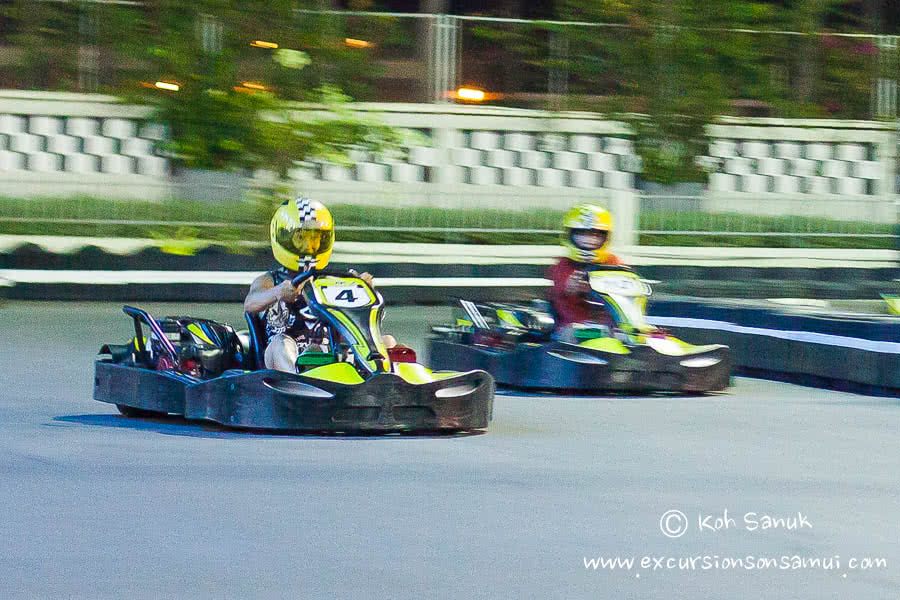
xmin=0 ymin=0 xmax=402 ymax=176
xmin=551 ymin=1 xmax=766 ymax=182
xmin=0 ymin=0 xmax=79 ymax=90
xmin=124 ymin=0 xmax=402 ymax=175
xmin=549 ymin=0 xmax=889 ymax=182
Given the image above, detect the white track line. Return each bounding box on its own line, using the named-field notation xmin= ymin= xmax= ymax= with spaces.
xmin=649 ymin=316 xmax=900 ymax=354
xmin=0 ymin=270 xmax=552 ymax=287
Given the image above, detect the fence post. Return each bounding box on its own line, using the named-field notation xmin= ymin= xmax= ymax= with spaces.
xmin=873 ymin=35 xmax=898 ymax=119
xmin=895 ymin=117 xmax=900 ymax=265
xmin=609 ymin=189 xmax=639 ymax=249
xmin=548 ymin=30 xmax=569 ymax=113
xmin=431 ymin=126 xmax=459 ymax=185
xmin=428 ymin=14 xmax=458 ymax=103
xmin=878 ymin=127 xmax=898 ymax=197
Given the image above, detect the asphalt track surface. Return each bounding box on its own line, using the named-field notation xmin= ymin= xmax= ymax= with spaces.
xmin=1 ymin=301 xmax=898 ymax=600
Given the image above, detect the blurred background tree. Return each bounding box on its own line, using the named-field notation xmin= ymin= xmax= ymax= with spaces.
xmin=125 ymin=0 xmax=401 ymax=176
xmin=0 ymin=0 xmax=896 ymax=183
xmin=0 ymin=0 xmax=79 ymax=90
xmin=0 ymin=0 xmax=402 ymax=178
xmin=466 ymin=0 xmax=894 ymax=182
xmin=759 ymin=0 xmax=881 ymax=119
xmin=549 ymin=0 xmax=774 ymax=183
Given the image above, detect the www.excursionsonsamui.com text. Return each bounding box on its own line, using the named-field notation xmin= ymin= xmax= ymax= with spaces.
xmin=584 ymin=555 xmax=887 ymax=574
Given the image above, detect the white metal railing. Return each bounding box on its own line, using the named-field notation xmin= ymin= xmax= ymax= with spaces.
xmin=4 ymin=188 xmax=899 ymax=247
xmin=638 ymin=193 xmax=900 ymax=240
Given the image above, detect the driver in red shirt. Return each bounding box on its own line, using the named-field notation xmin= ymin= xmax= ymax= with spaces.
xmin=547 ymin=203 xmax=625 ymax=329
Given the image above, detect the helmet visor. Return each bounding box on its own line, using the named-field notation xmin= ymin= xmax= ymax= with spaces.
xmin=570 ymin=229 xmax=608 ymax=251
xmin=274 ymin=225 xmax=334 ymax=258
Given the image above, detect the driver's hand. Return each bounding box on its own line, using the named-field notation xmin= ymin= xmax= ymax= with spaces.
xmin=359 ymin=272 xmax=374 ymax=287
xmin=564 ymin=271 xmax=590 ymax=295
xmin=276 ymin=279 xmax=301 ymax=302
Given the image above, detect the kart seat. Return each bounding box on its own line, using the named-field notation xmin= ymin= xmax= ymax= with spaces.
xmin=99 ymin=343 xmax=140 ymax=366
xmin=244 ymin=312 xmax=267 ymax=371
xmin=235 ymin=330 xmax=252 ymax=359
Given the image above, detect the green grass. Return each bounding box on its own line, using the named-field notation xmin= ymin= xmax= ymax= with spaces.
xmin=638 ymin=233 xmax=894 ymax=249
xmin=0 ymin=196 xmax=896 ymax=248
xmin=0 ymin=196 xmax=566 ymax=245
xmin=639 ymin=210 xmax=896 ymax=248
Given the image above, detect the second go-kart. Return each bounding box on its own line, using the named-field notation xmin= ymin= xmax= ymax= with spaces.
xmin=428 ymin=266 xmax=731 ymax=393
xmin=94 ymin=269 xmax=494 ymax=432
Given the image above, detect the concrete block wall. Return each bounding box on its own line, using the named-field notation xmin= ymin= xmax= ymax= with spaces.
xmin=1 ymin=94 xmax=894 ymax=196
xmin=0 ymin=114 xmax=168 ymax=177
xmin=288 ymin=113 xmax=642 ymax=191
xmin=0 ymin=92 xmax=897 ymax=234
xmin=705 ymin=119 xmax=896 ymax=196
xmin=0 ymin=92 xmax=168 ymax=200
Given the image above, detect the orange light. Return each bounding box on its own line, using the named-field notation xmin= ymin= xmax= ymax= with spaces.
xmin=154 ymin=81 xmax=180 ymax=91
xmin=250 ymin=40 xmax=278 ymax=49
xmin=344 ymin=38 xmax=373 ymax=49
xmin=240 ymin=82 xmax=268 ymax=91
xmin=455 ymin=87 xmax=485 ymax=102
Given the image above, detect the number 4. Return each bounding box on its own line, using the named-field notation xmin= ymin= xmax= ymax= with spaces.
xmin=335 ymin=288 xmax=356 ymax=303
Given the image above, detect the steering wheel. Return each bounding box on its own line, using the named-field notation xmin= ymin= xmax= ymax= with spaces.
xmin=291 ymin=268 xmax=369 ymax=288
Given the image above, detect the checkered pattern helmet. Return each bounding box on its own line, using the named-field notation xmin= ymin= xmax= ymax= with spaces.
xmin=270 ymin=197 xmax=335 ymax=270
xmin=561 ymin=202 xmax=613 ymax=264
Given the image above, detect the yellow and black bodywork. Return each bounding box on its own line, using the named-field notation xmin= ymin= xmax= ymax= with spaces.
xmin=428 ymin=266 xmax=731 ymax=393
xmin=94 ymin=271 xmax=494 ymax=432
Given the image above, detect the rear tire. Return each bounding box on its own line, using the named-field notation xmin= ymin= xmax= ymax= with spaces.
xmin=116 ymin=404 xmax=166 ymax=418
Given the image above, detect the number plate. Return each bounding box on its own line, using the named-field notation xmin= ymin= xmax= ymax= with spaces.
xmin=315 ymin=277 xmax=375 ymax=308
xmin=590 ymin=273 xmax=651 ymax=297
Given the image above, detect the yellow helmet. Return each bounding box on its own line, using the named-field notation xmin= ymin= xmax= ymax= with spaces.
xmin=270 ymin=197 xmax=335 ymax=270
xmin=561 ymin=203 xmax=613 ymax=263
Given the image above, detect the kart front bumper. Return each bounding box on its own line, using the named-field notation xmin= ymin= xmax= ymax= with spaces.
xmin=428 ymin=339 xmax=731 ymax=393
xmin=95 ymin=362 xmax=494 ymax=431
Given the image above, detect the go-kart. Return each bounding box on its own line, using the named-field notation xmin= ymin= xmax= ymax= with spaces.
xmin=428 ymin=265 xmax=731 ymax=393
xmin=94 ymin=269 xmax=494 ymax=432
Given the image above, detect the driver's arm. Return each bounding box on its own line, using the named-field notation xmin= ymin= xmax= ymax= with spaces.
xmin=348 ymin=270 xmax=375 ymax=288
xmin=243 ymin=273 xmax=300 ymax=313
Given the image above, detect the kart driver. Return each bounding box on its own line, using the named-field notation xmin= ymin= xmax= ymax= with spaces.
xmin=244 ymin=197 xmax=396 ymax=373
xmin=547 ymin=202 xmax=625 ymax=329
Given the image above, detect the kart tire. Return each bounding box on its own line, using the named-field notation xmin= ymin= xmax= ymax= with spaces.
xmin=116 ymin=404 xmax=167 ymax=418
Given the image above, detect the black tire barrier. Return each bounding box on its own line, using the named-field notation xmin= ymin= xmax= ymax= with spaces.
xmin=3 ymin=245 xmax=899 ymax=301
xmin=649 ymin=297 xmax=900 ymax=396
